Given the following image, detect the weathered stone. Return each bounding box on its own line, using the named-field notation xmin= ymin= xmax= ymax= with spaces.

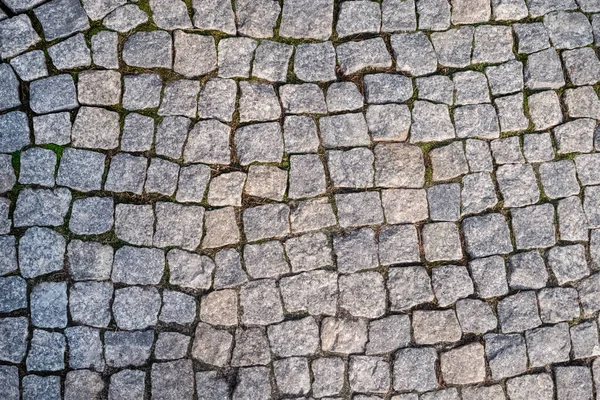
xmin=113 ymin=286 xmax=161 ymax=330
xmin=168 ymin=249 xmax=214 ymax=290
xmin=391 ymin=32 xmax=438 ymax=76
xmin=104 ymin=331 xmax=153 ymax=368
xmin=34 ymin=0 xmax=89 ymax=41
xmin=122 ymin=31 xmax=172 ymax=68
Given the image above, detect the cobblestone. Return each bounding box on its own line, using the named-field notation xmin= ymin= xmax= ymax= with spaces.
xmin=1 ymin=2 xmax=599 ymax=397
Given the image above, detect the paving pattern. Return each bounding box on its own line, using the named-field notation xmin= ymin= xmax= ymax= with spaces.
xmin=4 ymin=0 xmax=600 ymax=399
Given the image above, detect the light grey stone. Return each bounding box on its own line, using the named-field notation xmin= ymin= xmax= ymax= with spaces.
xmin=279 ymin=0 xmax=333 ymax=40
xmin=557 ymin=195 xmax=589 ymax=241
xmin=514 ymin=22 xmax=550 ymax=53
xmin=430 ymin=141 xmax=468 ymax=181
xmin=339 ymin=271 xmax=386 ymax=319
xmin=547 ymin=244 xmax=590 ymax=285
xmin=290 ymin=197 xmax=337 ymax=233
xmin=197 ymin=78 xmax=236 ymax=122
xmin=104 ymin=153 xmax=147 ymax=194
xmin=498 ymin=291 xmax=542 ymax=332
xmin=217 ymin=37 xmax=257 ymax=79
xmin=393 ymin=347 xmax=438 ymax=393
xmin=511 ymin=203 xmax=557 ymax=249
xmin=144 ymin=158 xmax=180 ymax=196
xmin=192 ymin=0 xmax=236 ymax=33
xmin=456 ymin=299 xmax=497 ymax=334
xmin=319 ymin=112 xmax=370 ymax=147
xmin=18 ymin=147 xmax=56 ymax=187
xmin=69 ymin=281 xmax=113 ymax=328
xmin=454 ymin=104 xmax=500 ymax=139
xmin=19 ymin=227 xmax=65 ymax=279
xmin=336 ymin=192 xmax=384 ymax=228
xmin=312 ymin=357 xmax=345 ymax=397
xmin=113 ymin=286 xmax=161 ymax=330
xmin=26 ymin=330 xmax=65 ymax=371
xmin=269 ymin=316 xmax=320 ymax=356
xmin=391 ymin=32 xmax=438 ymax=76
xmin=112 ymin=245 xmax=164 ymax=285
xmin=122 ymin=30 xmax=172 ymax=68
xmin=154 ymin=202 xmax=205 ymax=250
xmin=416 ymin=0 xmax=450 ymax=30
xmin=120 ymin=113 xmax=154 ymax=152
xmin=492 ymin=0 xmax=528 ymax=20
xmin=379 ymin=224 xmax=420 ymax=264
xmin=485 ymin=333 xmax=528 ymax=380
xmin=381 ymin=189 xmax=428 ymax=224
xmin=47 ymin=33 xmax=90 ymax=70
xmin=416 ymin=75 xmax=454 ymax=105
xmin=161 ymin=290 xmax=196 ymax=325
xmin=71 ymin=106 xmax=120 ymax=149
xmin=326 ymin=82 xmax=364 ymax=112
xmin=462 ymin=213 xmax=513 ymax=257
xmin=34 ymin=0 xmax=89 ymax=41
xmin=274 ymin=357 xmax=311 ymax=395
xmin=320 ymin=317 xmax=368 ymax=354
xmin=507 ymin=373 xmax=555 ymax=400
xmin=280 ymin=83 xmax=327 ymax=114
xmin=428 ymin=183 xmax=460 ymax=221
xmin=0 ymin=276 xmax=25 ymax=314
xmin=472 ymin=24 xmax=514 ymax=64
xmin=123 ymin=73 xmax=162 ymax=110
xmin=422 ymin=223 xmax=463 ymax=262
xmin=294 ymin=41 xmax=337 ymax=82
xmin=235 ymin=122 xmax=283 ymax=165
xmin=244 ymin=241 xmax=289 ymax=279
xmin=65 ymin=326 xmax=105 ymax=371
xmin=523 ymin=132 xmax=555 ymax=162
xmin=149 ymin=0 xmax=191 ymax=30
xmin=563 ymin=46 xmax=600 ymax=85
xmin=108 ymin=370 xmax=146 ymax=400
xmin=388 ymin=266 xmax=434 ymax=310
xmin=151 ymin=360 xmax=195 ymax=400
xmin=538 ymin=287 xmax=581 ymax=323
xmin=154 ymin=332 xmax=190 ymax=360
xmin=23 ymin=375 xmax=61 ymax=400
xmin=337 ymin=37 xmax=392 ymax=75
xmin=29 ymin=74 xmax=77 ymax=115
xmin=554 ymin=118 xmax=595 ymax=154
xmin=337 ymin=0 xmax=381 ymax=37
xmin=431 ymin=265 xmax=473 ymax=306
xmin=283 ymin=116 xmax=320 ymax=153
xmin=0 ymin=15 xmax=40 ymax=59
xmin=233 ymin=367 xmax=272 ymax=400
xmin=14 ymin=188 xmax=71 ymax=228
xmin=544 ymin=11 xmax=592 ymax=49
xmin=192 ymin=322 xmax=233 ymax=367
xmin=104 ymin=331 xmax=153 ymax=368
xmin=243 ymin=203 xmax=290 ymax=241
xmin=67 ymin=240 xmax=113 ymax=281
xmin=410 ymin=101 xmax=455 ymax=142
xmin=252 ymin=40 xmax=293 ymax=82
xmin=539 ymin=160 xmax=580 ymax=199
xmin=173 ymin=31 xmax=216 ymax=78
xmin=508 ymin=250 xmax=548 ymax=290
xmin=240 ymin=279 xmax=284 ymax=325
xmin=31 ymin=281 xmax=67 ymax=329
xmin=0 ymin=317 xmax=28 ymax=363
xmin=91 ymin=31 xmax=119 ymax=70
xmin=9 ymin=50 xmax=47 ymax=82
xmin=556 ymin=366 xmax=593 ymax=400
xmin=431 ymin=26 xmax=473 ymax=68
xmin=158 ymin=79 xmax=200 ymax=118
xmin=103 ymin=4 xmax=149 ymax=32
xmin=235 ymin=0 xmax=280 ymax=38
xmin=525 ymin=47 xmax=566 ymax=90
xmin=327 ymin=147 xmax=374 ymax=188
xmin=440 ymin=343 xmax=486 ymax=385
xmin=564 ymin=86 xmax=600 ymax=119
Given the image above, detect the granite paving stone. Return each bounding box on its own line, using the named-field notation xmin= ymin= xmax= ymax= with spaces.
xmin=3 ymin=2 xmax=600 ymax=397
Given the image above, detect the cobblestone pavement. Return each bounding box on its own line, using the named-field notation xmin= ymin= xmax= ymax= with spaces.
xmin=5 ymin=0 xmax=600 ymax=399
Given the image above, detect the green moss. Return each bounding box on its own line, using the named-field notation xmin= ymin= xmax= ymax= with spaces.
xmin=11 ymin=151 xmax=21 ymax=174
xmin=40 ymin=144 xmax=64 ymax=160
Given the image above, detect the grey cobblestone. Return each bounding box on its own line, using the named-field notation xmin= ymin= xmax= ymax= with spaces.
xmin=3 ymin=2 xmax=600 ymax=397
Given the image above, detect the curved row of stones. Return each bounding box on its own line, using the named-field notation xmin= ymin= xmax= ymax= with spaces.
xmin=3 ymin=0 xmax=600 ymax=399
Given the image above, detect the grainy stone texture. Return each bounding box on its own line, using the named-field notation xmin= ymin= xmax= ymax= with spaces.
xmin=3 ymin=2 xmax=600 ymax=398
